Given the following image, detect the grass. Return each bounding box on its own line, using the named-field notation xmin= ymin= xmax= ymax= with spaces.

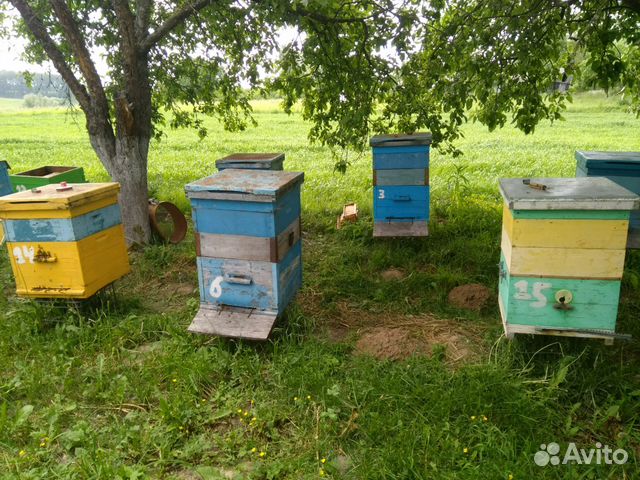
xmin=0 ymin=91 xmax=639 ymax=479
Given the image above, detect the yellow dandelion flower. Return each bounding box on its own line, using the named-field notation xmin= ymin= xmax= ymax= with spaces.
xmin=251 ymin=447 xmax=257 ymax=453
xmin=19 ymin=450 xmax=26 ymax=457
xmin=463 ymin=448 xmax=469 ymax=454
xmin=508 ymin=475 xmax=513 ymax=480
xmin=320 ymin=469 xmax=325 ymax=476
xmin=294 ymin=396 xmax=298 ymax=401
xmin=321 ymin=458 xmax=326 ymax=464
xmin=470 ymin=415 xmax=476 ymax=421
xmin=259 ymin=451 xmax=266 ymax=457
xmin=172 ymin=378 xmax=177 ymax=383
xmin=40 ymin=442 xmax=46 ymax=447
xmin=251 ymin=400 xmax=255 ymax=405
xmin=237 ymin=408 xmax=243 ymax=414
xmin=307 ymin=395 xmax=312 ymax=400
xmin=243 ymin=411 xmax=249 ymax=417
xmin=179 ymin=426 xmax=184 ymax=430
xmin=482 ymin=415 xmax=488 ymax=422
xmin=201 ymin=399 xmax=207 ymax=403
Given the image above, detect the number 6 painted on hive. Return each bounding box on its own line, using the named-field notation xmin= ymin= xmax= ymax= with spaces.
xmin=210 ymin=276 xmax=223 ymax=298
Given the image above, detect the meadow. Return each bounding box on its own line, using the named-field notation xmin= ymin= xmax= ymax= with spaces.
xmin=0 ymin=91 xmax=639 ymax=479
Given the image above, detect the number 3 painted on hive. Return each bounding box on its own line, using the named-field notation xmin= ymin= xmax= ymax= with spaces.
xmin=210 ymin=276 xmax=223 ymax=298
xmin=378 ymin=189 xmax=385 ymax=199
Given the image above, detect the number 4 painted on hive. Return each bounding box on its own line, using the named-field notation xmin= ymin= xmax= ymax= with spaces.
xmin=13 ymin=246 xmax=35 ymax=265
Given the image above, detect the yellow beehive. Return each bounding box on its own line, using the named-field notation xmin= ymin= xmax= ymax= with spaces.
xmin=0 ymin=183 xmax=130 ymax=299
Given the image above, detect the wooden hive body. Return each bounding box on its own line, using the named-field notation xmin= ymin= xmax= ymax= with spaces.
xmin=185 ymin=169 xmax=304 ymax=340
xmin=0 ymin=183 xmax=130 ymax=299
xmin=498 ymin=178 xmax=639 ymax=342
xmin=9 ymin=166 xmax=86 ymax=192
xmin=0 ymin=161 xmax=11 ymax=197
xmin=216 ymin=153 xmax=285 ymax=171
xmin=370 ymin=133 xmax=431 ymax=237
xmin=575 ymin=150 xmax=640 ymax=248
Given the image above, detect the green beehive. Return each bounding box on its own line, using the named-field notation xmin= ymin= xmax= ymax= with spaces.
xmin=10 ymin=166 xmax=86 ymax=192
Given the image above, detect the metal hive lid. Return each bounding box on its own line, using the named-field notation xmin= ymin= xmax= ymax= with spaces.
xmin=499 ymin=177 xmax=640 ymax=211
xmin=185 ymin=169 xmax=304 ymax=198
xmin=370 ymin=132 xmax=432 ymax=147
xmin=0 ymin=182 xmax=120 ymax=211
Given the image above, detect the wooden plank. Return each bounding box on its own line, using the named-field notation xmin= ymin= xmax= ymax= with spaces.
xmin=511 ymin=209 xmax=630 ymax=220
xmin=501 ymin=229 xmax=626 ymax=279
xmin=188 ymin=305 xmax=277 ymax=340
xmin=502 ymin=203 xmax=629 ymax=250
xmin=374 ymin=168 xmax=429 ymax=186
xmin=198 ymin=218 xmax=300 ymax=262
xmin=3 ymin=203 xmax=122 ymax=243
xmin=373 ymin=221 xmax=428 ymax=237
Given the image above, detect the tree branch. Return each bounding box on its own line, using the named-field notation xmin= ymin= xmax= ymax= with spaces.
xmin=135 ymin=0 xmax=153 ymax=40
xmin=8 ymin=0 xmax=91 ymax=112
xmin=140 ymin=0 xmax=214 ymax=51
xmin=49 ymin=0 xmax=109 ymax=114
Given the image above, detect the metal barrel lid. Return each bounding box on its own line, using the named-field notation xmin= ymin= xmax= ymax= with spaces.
xmin=499 ymin=177 xmax=640 ymax=211
xmin=216 ymin=153 xmax=285 ymax=168
xmin=185 ymin=169 xmax=304 ymax=199
xmin=576 ymin=150 xmax=640 ymax=171
xmin=370 ymin=132 xmax=432 ymax=147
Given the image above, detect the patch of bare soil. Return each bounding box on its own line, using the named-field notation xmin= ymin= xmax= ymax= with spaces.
xmin=448 ymin=283 xmax=491 ymax=311
xmin=298 ymin=292 xmax=484 ymax=366
xmin=380 ymin=268 xmax=406 ymax=281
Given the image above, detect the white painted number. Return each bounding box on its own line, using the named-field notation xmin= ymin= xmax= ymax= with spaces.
xmin=531 ymin=282 xmax=552 ymax=308
xmin=15 ymin=185 xmax=27 ymax=192
xmin=378 ymin=189 xmax=385 ymax=199
xmin=513 ymin=280 xmax=552 ymax=308
xmin=13 ymin=246 xmax=35 ymax=265
xmin=514 ymin=280 xmax=531 ymax=300
xmin=209 ymin=275 xmax=223 ymax=298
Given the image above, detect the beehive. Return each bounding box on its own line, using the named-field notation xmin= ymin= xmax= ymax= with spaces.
xmin=370 ymin=133 xmax=431 ymax=237
xmin=0 ymin=161 xmax=11 ymax=197
xmin=185 ymin=169 xmax=304 ymax=339
xmin=10 ymin=166 xmax=86 ymax=192
xmin=216 ymin=153 xmax=284 ymax=171
xmin=498 ymin=177 xmax=639 ymax=343
xmin=576 ymin=150 xmax=640 ymax=248
xmin=0 ymin=183 xmax=130 ymax=299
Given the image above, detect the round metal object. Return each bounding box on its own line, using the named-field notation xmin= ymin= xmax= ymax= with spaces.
xmin=149 ymin=201 xmax=187 ymax=244
xmin=554 ymin=289 xmax=573 ymax=305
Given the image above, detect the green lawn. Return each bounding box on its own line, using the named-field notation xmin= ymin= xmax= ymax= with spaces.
xmin=0 ymin=91 xmax=639 ymax=479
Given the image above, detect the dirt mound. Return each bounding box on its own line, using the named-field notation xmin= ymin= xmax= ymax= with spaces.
xmin=380 ymin=268 xmax=405 ymax=281
xmin=448 ymin=283 xmax=491 ymax=311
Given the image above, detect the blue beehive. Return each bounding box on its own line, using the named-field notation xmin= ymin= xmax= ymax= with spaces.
xmin=576 ymin=150 xmax=640 ymax=248
xmin=216 ymin=153 xmax=284 ymax=171
xmin=371 ymin=133 xmax=432 ymax=237
xmin=0 ymin=161 xmax=11 ymax=197
xmin=185 ymin=169 xmax=304 ymax=339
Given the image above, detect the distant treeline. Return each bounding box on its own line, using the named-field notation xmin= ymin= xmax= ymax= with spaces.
xmin=0 ymin=70 xmax=69 ymax=99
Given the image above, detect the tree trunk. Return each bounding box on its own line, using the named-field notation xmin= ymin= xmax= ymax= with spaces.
xmin=91 ymin=133 xmax=151 ymax=245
